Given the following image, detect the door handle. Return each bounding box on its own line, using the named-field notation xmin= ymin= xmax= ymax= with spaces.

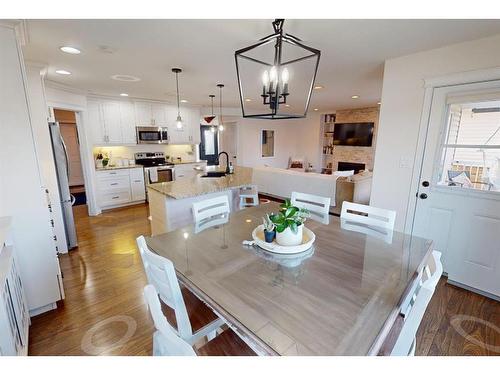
xmin=419 ymin=193 xmax=428 ymax=199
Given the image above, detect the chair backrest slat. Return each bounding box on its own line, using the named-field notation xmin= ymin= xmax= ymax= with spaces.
xmin=291 ymin=192 xmax=331 ymax=224
xmin=144 ymin=285 xmax=196 ymax=356
xmin=137 ymin=236 xmax=193 ymax=339
xmin=192 ymin=195 xmax=230 ymax=222
xmin=391 ymin=251 xmax=443 ymax=356
xmin=341 ymin=201 xmax=396 ymax=230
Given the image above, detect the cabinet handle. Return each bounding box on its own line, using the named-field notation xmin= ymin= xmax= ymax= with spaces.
xmin=110 ymin=183 xmax=118 ymax=186
xmin=112 ymin=196 xmax=120 ymax=199
xmin=110 ymin=172 xmax=117 ymax=175
xmin=134 ymin=180 xmax=141 ymax=183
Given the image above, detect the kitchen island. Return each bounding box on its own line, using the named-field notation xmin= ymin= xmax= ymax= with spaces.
xmin=147 ymin=166 xmax=253 ymax=235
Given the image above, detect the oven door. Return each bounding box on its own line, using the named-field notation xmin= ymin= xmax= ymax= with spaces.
xmin=157 ymin=168 xmax=173 ymax=183
xmin=136 ymin=127 xmax=162 ymax=144
xmin=146 ymin=167 xmax=173 ymax=184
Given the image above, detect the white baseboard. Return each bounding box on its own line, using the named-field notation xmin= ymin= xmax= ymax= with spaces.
xmin=29 ymin=302 xmax=57 ymax=317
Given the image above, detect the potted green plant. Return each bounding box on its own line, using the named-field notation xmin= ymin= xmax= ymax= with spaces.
xmin=262 ymin=214 xmax=276 ymax=243
xmin=270 ymin=199 xmax=309 ymax=246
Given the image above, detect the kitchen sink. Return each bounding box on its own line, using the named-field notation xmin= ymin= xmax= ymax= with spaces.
xmin=201 ymin=171 xmax=227 ymax=178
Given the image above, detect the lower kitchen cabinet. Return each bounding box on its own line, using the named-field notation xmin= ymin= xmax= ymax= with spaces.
xmin=96 ymin=167 xmax=145 ymax=209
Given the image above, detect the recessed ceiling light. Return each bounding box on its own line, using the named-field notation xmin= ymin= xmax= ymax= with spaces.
xmin=60 ymin=46 xmax=81 ymax=54
xmin=314 ymin=85 xmax=324 ymax=90
xmin=284 ymin=104 xmax=291 ymax=107
xmin=120 ymin=93 xmax=129 ymax=97
xmin=110 ymin=74 xmax=141 ymax=82
xmin=314 ymin=108 xmax=319 ymax=111
xmin=244 ymin=98 xmax=252 ymax=102
xmin=377 ymin=102 xmax=381 ymax=105
xmin=351 ymin=95 xmax=360 ymax=99
xmin=55 ymin=69 xmax=71 ymax=75
xmin=180 ymin=99 xmax=188 ymax=103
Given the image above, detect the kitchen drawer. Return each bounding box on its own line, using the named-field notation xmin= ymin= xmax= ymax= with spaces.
xmin=99 ymin=191 xmax=131 ymax=207
xmin=97 ymin=176 xmax=130 ymax=191
xmin=96 ymin=169 xmax=130 ymax=179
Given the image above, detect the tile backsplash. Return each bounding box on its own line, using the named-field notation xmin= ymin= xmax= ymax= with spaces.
xmin=93 ymin=144 xmax=198 ymax=163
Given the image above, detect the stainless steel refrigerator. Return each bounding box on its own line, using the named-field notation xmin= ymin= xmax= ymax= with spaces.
xmin=49 ymin=122 xmax=78 ymax=249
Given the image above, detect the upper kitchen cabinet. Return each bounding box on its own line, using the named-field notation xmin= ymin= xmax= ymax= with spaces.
xmin=87 ymin=99 xmax=136 ymax=145
xmin=119 ymin=102 xmax=136 ymax=144
xmin=134 ymin=101 xmax=168 ymax=126
xmin=101 ymin=101 xmax=123 ymax=144
xmin=87 ymin=100 xmax=105 ymax=145
xmin=168 ymin=106 xmax=201 ymax=144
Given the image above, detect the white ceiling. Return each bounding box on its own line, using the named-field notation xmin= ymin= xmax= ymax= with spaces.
xmin=22 ymin=19 xmax=500 ymax=111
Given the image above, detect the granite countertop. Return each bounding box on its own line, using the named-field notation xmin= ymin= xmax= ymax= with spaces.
xmin=171 ymin=160 xmax=207 ymax=165
xmin=95 ymin=164 xmax=142 ymax=171
xmin=148 ymin=166 xmax=252 ymax=199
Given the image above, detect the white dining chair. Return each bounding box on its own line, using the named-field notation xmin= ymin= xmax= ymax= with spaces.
xmin=341 ymin=201 xmax=396 ymax=231
xmin=192 ymin=195 xmax=230 ymax=222
xmin=136 ymin=236 xmax=223 ymax=345
xmin=144 ymin=284 xmax=197 ymax=356
xmin=291 ymin=192 xmax=331 ymax=224
xmin=391 ymin=250 xmax=443 ymax=356
xmin=239 ymin=185 xmax=259 ymax=209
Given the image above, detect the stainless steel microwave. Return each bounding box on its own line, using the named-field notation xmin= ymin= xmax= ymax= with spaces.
xmin=136 ymin=126 xmax=169 ymax=144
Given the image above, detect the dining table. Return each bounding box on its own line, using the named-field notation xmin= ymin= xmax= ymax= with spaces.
xmin=145 ymin=202 xmax=433 ymax=356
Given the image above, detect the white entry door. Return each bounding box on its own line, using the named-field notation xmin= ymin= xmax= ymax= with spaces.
xmin=412 ymin=79 xmax=500 ymax=299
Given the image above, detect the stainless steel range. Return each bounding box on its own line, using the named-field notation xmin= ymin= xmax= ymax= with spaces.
xmin=134 ymin=152 xmax=175 ymax=200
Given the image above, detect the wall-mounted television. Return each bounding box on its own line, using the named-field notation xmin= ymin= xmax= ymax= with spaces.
xmin=333 ymin=122 xmax=374 ymax=147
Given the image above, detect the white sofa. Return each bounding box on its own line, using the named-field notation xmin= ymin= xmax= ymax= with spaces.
xmin=252 ymin=166 xmax=372 ymax=213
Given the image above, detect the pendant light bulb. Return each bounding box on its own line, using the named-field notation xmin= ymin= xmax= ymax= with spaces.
xmin=281 ymin=67 xmax=289 ymax=84
xmin=262 ymin=70 xmax=269 ymax=87
xmin=218 ymin=124 xmax=224 ymax=132
xmin=210 ymin=126 xmax=216 ymax=133
xmin=176 ymin=115 xmax=183 ymax=129
xmin=269 ymin=66 xmax=277 ymax=83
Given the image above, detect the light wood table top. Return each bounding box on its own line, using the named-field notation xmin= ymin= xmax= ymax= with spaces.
xmin=145 ymin=202 xmax=432 ymax=355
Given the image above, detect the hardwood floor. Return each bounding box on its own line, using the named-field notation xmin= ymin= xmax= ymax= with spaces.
xmin=28 ymin=203 xmax=500 ymax=356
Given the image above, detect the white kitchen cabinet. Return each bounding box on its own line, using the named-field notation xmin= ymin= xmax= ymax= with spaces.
xmin=134 ymin=101 xmax=153 ymax=126
xmin=152 ymin=103 xmax=168 ymax=126
xmin=134 ymin=101 xmax=168 ymax=127
xmin=130 ymin=168 xmax=146 ymax=201
xmin=169 ymin=106 xmax=201 ymax=144
xmin=96 ymin=167 xmax=145 ymax=209
xmin=120 ymin=102 xmax=136 ymax=144
xmin=87 ymin=100 xmax=106 ymax=145
xmin=101 ymin=101 xmax=122 ymax=144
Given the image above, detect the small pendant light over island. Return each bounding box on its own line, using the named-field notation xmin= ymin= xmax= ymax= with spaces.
xmin=172 ymin=68 xmax=184 ymax=129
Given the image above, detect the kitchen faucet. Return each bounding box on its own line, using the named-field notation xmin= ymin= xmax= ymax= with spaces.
xmin=217 ymin=151 xmax=230 ymax=174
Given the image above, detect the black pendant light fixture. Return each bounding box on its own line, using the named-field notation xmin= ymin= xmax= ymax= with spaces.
xmin=172 ymin=68 xmax=183 ymax=129
xmin=235 ymin=19 xmax=320 ymax=119
xmin=217 ymin=83 xmax=224 ymax=132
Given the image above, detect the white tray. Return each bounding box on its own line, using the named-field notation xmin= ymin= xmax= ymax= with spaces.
xmin=251 ymin=224 xmax=315 ymax=254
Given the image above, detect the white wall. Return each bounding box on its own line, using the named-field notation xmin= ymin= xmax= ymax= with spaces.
xmin=0 ymin=24 xmax=62 ymax=311
xmin=371 ymin=33 xmax=500 ymax=231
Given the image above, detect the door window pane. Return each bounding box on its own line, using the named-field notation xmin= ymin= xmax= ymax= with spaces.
xmin=438 ymin=101 xmax=500 ymax=192
xmin=204 ymin=130 xmax=215 ymax=155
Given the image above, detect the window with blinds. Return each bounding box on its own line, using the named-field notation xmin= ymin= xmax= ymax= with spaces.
xmin=438 ymin=100 xmax=500 ymax=192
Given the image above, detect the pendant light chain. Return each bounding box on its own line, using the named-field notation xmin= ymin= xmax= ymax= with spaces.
xmin=217 ymin=84 xmax=224 ymax=132
xmin=172 ymin=68 xmax=183 ymax=129
xmin=175 ymin=71 xmax=181 ymax=117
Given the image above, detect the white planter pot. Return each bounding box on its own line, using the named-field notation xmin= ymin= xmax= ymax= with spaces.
xmin=275 ymin=225 xmax=303 ymax=246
